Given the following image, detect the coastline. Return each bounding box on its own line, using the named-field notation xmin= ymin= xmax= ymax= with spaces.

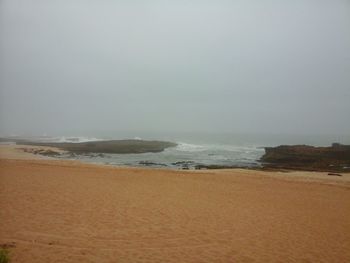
xmin=0 ymin=144 xmax=66 ymax=160
xmin=1 ymin=144 xmax=349 ymax=183
xmin=1 ymin=145 xmax=350 ymax=262
xmin=3 ymin=139 xmax=349 ymax=172
xmin=0 ymin=138 xmax=265 ymax=169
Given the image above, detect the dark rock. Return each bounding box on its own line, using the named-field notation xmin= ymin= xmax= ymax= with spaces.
xmin=19 ymin=148 xmax=61 ymax=157
xmin=172 ymin=161 xmax=195 ymax=165
xmin=260 ymin=144 xmax=350 ymax=172
xmin=40 ymin=150 xmax=61 ymax=157
xmin=328 ymin=173 xmax=342 ymax=177
xmin=171 ymin=161 xmax=196 ymax=170
xmin=17 ymin=139 xmax=177 ymax=154
xmin=195 ymin=164 xmax=240 ymax=170
xmin=139 ymin=161 xmax=168 ymax=167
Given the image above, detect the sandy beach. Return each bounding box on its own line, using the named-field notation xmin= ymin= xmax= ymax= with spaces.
xmin=1 ymin=145 xmax=350 ymax=262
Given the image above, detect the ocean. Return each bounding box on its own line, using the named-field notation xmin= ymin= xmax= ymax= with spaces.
xmin=16 ymin=132 xmax=350 ymax=170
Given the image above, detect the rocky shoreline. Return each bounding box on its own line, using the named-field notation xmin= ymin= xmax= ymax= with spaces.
xmin=260 ymin=143 xmax=350 ymax=172
xmin=2 ymin=138 xmax=349 ymax=172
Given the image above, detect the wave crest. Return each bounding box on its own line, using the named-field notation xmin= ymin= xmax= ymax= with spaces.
xmin=175 ymin=142 xmax=207 ymax=152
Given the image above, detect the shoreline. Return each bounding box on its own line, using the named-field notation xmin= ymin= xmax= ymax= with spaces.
xmin=0 ymin=144 xmax=66 ymax=160
xmin=0 ymin=144 xmax=350 ymax=179
xmin=3 ymin=139 xmax=349 ymax=172
xmin=1 ymin=143 xmax=350 ymax=188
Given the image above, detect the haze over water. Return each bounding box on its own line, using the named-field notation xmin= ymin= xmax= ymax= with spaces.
xmin=1 ymin=0 xmax=350 ymax=151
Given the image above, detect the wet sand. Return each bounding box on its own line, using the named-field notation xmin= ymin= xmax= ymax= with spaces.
xmin=0 ymin=146 xmax=350 ymax=262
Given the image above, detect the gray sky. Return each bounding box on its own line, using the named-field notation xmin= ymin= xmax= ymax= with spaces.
xmin=1 ymin=0 xmax=350 ymax=136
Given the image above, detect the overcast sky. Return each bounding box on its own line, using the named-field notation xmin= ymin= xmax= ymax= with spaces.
xmin=0 ymin=0 xmax=349 ymax=137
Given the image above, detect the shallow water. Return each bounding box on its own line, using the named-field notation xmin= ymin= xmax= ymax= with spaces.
xmin=60 ymin=142 xmax=264 ymax=169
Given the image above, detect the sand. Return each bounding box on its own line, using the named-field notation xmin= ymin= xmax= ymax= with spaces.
xmin=0 ymin=144 xmax=65 ymax=160
xmin=1 ymin=145 xmax=350 ymax=262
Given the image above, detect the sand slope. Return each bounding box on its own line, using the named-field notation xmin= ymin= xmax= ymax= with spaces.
xmin=1 ymin=159 xmax=350 ymax=263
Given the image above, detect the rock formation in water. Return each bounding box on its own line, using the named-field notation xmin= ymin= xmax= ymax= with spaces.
xmin=1 ymin=138 xmax=177 ymax=154
xmin=260 ymin=143 xmax=350 ymax=172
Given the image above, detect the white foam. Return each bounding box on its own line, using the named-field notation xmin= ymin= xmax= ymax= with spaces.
xmin=175 ymin=142 xmax=207 ymax=152
xmin=175 ymin=142 xmax=263 ymax=153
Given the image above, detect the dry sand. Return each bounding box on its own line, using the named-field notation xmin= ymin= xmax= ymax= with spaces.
xmin=0 ymin=145 xmax=350 ymax=262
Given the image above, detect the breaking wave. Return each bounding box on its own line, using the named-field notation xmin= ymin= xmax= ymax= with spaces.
xmin=175 ymin=142 xmax=207 ymax=152
xmin=175 ymin=142 xmax=263 ymax=153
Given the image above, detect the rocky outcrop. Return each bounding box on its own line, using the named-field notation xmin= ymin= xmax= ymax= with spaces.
xmin=20 ymin=148 xmax=62 ymax=157
xmin=138 ymin=161 xmax=168 ymax=167
xmin=19 ymin=140 xmax=177 ymax=154
xmin=260 ymin=143 xmax=350 ymax=172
